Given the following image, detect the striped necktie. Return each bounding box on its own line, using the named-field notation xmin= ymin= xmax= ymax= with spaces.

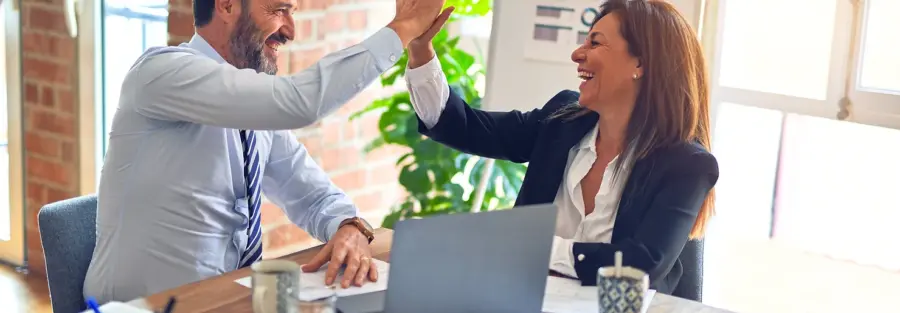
xmin=239 ymin=130 xmax=263 ymax=268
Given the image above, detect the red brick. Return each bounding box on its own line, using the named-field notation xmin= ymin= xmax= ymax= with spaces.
xmin=264 ymin=224 xmax=315 ymax=251
xmin=358 ymin=113 xmax=380 ymax=141
xmin=320 ymin=146 xmax=361 ymax=171
xmin=347 ymin=10 xmax=368 ymax=31
xmin=342 ymin=120 xmax=358 ymax=141
xmin=289 ymin=47 xmax=326 ymax=72
xmin=300 ymin=0 xmax=328 ymax=11
xmin=40 ymin=85 xmax=55 ymax=107
xmin=297 ymin=19 xmax=314 ymax=41
xmin=168 ymin=10 xmax=195 ymax=44
xmin=26 ymin=156 xmax=71 ymax=187
xmin=45 ymin=186 xmax=73 ymax=204
xmin=26 ymin=181 xmax=46 ymax=204
xmin=23 ymin=57 xmax=71 ymax=85
xmin=26 ymin=5 xmax=68 ymax=34
xmin=260 ymin=201 xmax=287 ymax=226
xmin=25 ymin=204 xmax=39 ymax=232
xmin=61 ymin=141 xmax=75 ymax=163
xmin=316 ymin=17 xmax=327 ymax=40
xmin=331 ymin=169 xmax=366 ymax=191
xmin=337 ymin=93 xmax=373 ymax=116
xmin=169 ymin=0 xmax=193 ymax=9
xmin=366 ymin=162 xmax=400 ymax=186
xmin=276 ymin=51 xmax=291 ymax=76
xmin=352 ymin=191 xmax=384 ymax=212
xmin=366 ymin=144 xmax=409 ymax=164
xmin=56 ymin=89 xmax=75 ymax=113
xmin=24 ymin=131 xmax=61 ymax=159
xmin=325 ymin=11 xmax=345 ymax=32
xmin=24 ymin=82 xmax=39 ymax=104
xmin=28 ymin=109 xmax=75 ymax=137
xmin=322 ymin=119 xmax=342 ymax=144
xmin=22 ymin=31 xmax=75 ymax=61
xmin=299 ymin=137 xmax=323 ymax=158
xmin=22 ymin=0 xmax=81 ymax=275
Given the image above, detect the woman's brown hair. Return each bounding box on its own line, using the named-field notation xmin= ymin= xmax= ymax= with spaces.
xmin=556 ymin=0 xmax=715 ymax=239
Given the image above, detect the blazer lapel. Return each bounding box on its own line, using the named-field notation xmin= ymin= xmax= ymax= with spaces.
xmin=519 ymin=111 xmax=599 ymax=205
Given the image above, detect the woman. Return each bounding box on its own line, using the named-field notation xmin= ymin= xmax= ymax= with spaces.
xmin=405 ymin=0 xmax=718 ymax=295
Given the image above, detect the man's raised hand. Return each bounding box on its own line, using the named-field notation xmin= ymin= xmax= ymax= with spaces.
xmin=388 ymin=0 xmax=447 ymax=48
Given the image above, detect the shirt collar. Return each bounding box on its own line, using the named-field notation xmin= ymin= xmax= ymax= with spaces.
xmin=186 ymin=33 xmax=227 ymax=64
xmin=576 ymin=123 xmax=599 ymax=152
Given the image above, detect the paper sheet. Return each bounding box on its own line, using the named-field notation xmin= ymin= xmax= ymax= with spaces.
xmin=80 ymin=301 xmax=154 ymax=313
xmin=235 ymin=259 xmax=390 ymax=300
xmin=542 ymin=276 xmax=656 ymax=313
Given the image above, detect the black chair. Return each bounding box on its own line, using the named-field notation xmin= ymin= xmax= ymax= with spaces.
xmin=671 ymin=239 xmax=704 ymax=302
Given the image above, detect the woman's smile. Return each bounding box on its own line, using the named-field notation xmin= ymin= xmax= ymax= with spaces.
xmin=578 ymin=68 xmax=595 ymax=91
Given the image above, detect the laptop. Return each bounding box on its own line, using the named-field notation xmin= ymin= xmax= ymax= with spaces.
xmin=336 ymin=204 xmax=558 ymax=313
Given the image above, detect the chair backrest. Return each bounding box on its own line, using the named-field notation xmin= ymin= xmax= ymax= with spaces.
xmin=38 ymin=194 xmax=98 ymax=313
xmin=671 ymin=238 xmax=704 ymax=302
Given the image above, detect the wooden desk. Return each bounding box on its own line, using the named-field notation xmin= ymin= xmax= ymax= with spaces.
xmin=134 ymin=228 xmax=732 ymax=313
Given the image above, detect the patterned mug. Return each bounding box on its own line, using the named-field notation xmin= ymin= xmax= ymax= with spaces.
xmin=252 ymin=260 xmax=301 ymax=313
xmin=596 ymin=266 xmax=650 ymax=313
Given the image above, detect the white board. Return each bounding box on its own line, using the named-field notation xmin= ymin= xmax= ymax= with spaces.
xmin=482 ymin=0 xmax=603 ymax=112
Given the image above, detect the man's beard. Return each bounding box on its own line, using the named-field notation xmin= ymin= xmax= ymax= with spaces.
xmin=229 ymin=13 xmax=279 ymax=75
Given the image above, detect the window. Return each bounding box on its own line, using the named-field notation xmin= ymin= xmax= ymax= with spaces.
xmin=847 ymin=0 xmax=900 ymax=121
xmin=78 ymin=0 xmax=169 ymax=192
xmin=703 ymin=0 xmax=900 ymax=311
xmin=100 ymin=0 xmax=168 ymax=153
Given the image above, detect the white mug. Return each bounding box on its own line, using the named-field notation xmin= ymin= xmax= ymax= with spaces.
xmin=252 ymin=260 xmax=301 ymax=313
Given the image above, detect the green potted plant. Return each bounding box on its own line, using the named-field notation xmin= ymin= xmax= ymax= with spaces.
xmin=350 ymin=0 xmax=527 ymax=228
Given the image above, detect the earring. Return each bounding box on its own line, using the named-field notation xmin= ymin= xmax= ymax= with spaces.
xmin=632 ymin=73 xmax=639 ymax=80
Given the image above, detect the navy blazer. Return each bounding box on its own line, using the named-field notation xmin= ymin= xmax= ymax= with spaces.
xmin=417 ymin=89 xmax=719 ymax=294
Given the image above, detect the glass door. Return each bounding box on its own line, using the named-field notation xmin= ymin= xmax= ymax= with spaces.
xmin=0 ymin=0 xmax=25 ymax=266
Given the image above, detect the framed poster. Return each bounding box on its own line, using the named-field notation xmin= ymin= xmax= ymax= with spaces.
xmin=524 ymin=0 xmax=604 ymax=63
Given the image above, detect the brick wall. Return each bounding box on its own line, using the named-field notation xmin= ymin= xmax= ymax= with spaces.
xmin=168 ymin=0 xmax=407 ymax=258
xmin=21 ymin=0 xmax=80 ymax=275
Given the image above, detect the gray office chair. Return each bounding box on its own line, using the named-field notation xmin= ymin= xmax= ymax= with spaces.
xmin=38 ymin=194 xmax=98 ymax=313
xmin=672 ymin=239 xmax=704 ymax=302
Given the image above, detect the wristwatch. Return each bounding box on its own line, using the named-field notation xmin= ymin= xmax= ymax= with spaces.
xmin=340 ymin=217 xmax=375 ymax=243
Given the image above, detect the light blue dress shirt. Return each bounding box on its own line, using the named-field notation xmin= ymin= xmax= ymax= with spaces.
xmin=83 ymin=28 xmax=402 ymax=303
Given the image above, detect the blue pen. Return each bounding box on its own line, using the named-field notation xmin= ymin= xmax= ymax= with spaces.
xmin=86 ymin=297 xmax=102 ymax=313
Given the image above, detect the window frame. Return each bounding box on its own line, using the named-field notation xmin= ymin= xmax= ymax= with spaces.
xmin=78 ymin=0 xmax=169 ymax=194
xmin=844 ymin=0 xmax=900 ymax=129
xmin=0 ymin=0 xmax=25 ymax=266
xmin=703 ymin=0 xmax=900 ymax=131
xmin=706 ymin=0 xmax=857 ymax=126
xmin=78 ymin=0 xmax=103 ymax=195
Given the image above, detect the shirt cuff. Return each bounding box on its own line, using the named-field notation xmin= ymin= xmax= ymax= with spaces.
xmin=360 ymin=27 xmax=404 ymax=72
xmin=550 ymin=236 xmax=578 ymax=278
xmin=325 ymin=215 xmax=357 ymax=241
xmin=405 ymin=56 xmax=444 ymax=86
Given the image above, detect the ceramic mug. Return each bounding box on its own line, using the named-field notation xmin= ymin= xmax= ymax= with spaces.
xmin=596 ymin=266 xmax=649 ymax=313
xmin=252 ymin=260 xmax=301 ymax=313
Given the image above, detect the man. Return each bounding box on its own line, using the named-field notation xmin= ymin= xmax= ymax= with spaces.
xmin=83 ymin=0 xmax=451 ymax=303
